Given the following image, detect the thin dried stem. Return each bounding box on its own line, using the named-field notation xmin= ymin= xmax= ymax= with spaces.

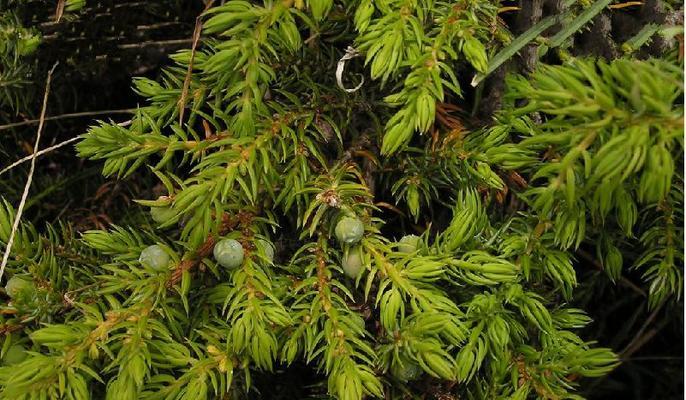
xmin=576 ymin=248 xmax=647 ymax=298
xmin=0 ymin=119 xmax=133 ymax=176
xmin=620 ymin=301 xmax=665 ymax=358
xmin=178 ymin=0 xmax=215 ymax=125
xmin=0 ymin=108 xmax=134 ymax=131
xmin=0 ymin=63 xmax=59 ymax=282
xmin=117 ymin=39 xmax=193 ymax=50
xmin=0 ymin=137 xmax=79 ymax=176
xmin=55 ymin=0 xmax=66 ymax=22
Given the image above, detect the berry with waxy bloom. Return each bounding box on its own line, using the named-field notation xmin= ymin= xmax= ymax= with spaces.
xmin=150 ymin=206 xmax=175 ymax=224
xmin=139 ymin=245 xmax=171 ymax=271
xmin=214 ymin=239 xmax=245 ymax=269
xmin=4 ymin=276 xmax=34 ymax=298
xmin=398 ymin=234 xmax=420 ymax=253
xmin=342 ymin=246 xmax=364 ymax=278
xmin=2 ymin=344 xmax=27 ymax=365
xmin=335 ymin=216 xmax=364 ymax=244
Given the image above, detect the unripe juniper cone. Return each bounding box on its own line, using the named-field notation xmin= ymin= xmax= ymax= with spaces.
xmin=138 ymin=245 xmax=171 ymax=271
xmin=4 ymin=276 xmax=34 ymax=298
xmin=334 ymin=216 xmax=364 ymax=244
xmin=265 ymin=246 xmax=274 ymax=263
xmin=393 ymin=359 xmax=421 ymax=382
xmin=213 ymin=238 xmax=245 ymax=269
xmin=2 ymin=344 xmax=27 ymax=365
xmin=259 ymin=239 xmax=275 ymax=263
xmin=398 ymin=234 xmax=420 ymax=253
xmin=342 ymin=246 xmax=364 ymax=278
xmin=150 ymin=206 xmax=175 ymax=224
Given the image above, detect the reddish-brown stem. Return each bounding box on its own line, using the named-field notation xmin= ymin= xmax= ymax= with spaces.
xmin=166 ymin=212 xmax=247 ymax=288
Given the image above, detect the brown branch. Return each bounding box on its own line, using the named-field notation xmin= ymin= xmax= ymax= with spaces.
xmin=0 ymin=322 xmax=25 ymax=335
xmin=178 ymin=0 xmax=215 ymax=125
xmin=621 ymin=328 xmax=660 ymax=359
xmin=136 ymin=22 xmax=185 ymax=31
xmin=55 ymin=0 xmax=66 ymax=22
xmin=576 ymin=248 xmax=647 ymax=298
xmin=117 ymin=39 xmax=194 ymax=50
xmin=0 ymin=109 xmax=135 ymax=131
xmin=620 ymin=301 xmax=665 ymax=358
xmin=166 ymin=212 xmax=244 ymax=288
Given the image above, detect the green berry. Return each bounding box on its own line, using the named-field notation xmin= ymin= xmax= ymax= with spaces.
xmin=392 ymin=358 xmax=421 ymax=381
xmin=335 ymin=216 xmax=364 ymax=244
xmin=214 ymin=239 xmax=244 ymax=269
xmin=150 ymin=206 xmax=175 ymax=224
xmin=4 ymin=276 xmax=34 ymax=298
xmin=259 ymin=239 xmax=275 ymax=263
xmin=139 ymin=245 xmax=170 ymax=271
xmin=398 ymin=235 xmax=420 ymax=253
xmin=342 ymin=247 xmax=364 ymax=278
xmin=3 ymin=344 xmax=27 ymax=365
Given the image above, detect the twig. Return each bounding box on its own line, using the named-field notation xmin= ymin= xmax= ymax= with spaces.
xmin=178 ymin=0 xmax=215 ymax=125
xmin=117 ymin=39 xmax=193 ymax=50
xmin=136 ymin=22 xmax=184 ymax=30
xmin=113 ymin=1 xmax=148 ymax=9
xmin=55 ymin=0 xmax=66 ymax=22
xmin=0 ymin=119 xmax=133 ymax=177
xmin=0 ymin=137 xmax=80 ymax=176
xmin=0 ymin=63 xmax=59 ymax=283
xmin=0 ymin=108 xmax=135 ymax=131
xmin=166 ymin=212 xmax=242 ymax=288
xmin=620 ymin=301 xmax=664 ymax=358
xmin=0 ymin=321 xmax=27 ymax=335
xmin=576 ymin=248 xmax=647 ymax=297
xmin=622 ymin=356 xmax=683 ymax=361
xmin=609 ymin=1 xmax=643 ymax=9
